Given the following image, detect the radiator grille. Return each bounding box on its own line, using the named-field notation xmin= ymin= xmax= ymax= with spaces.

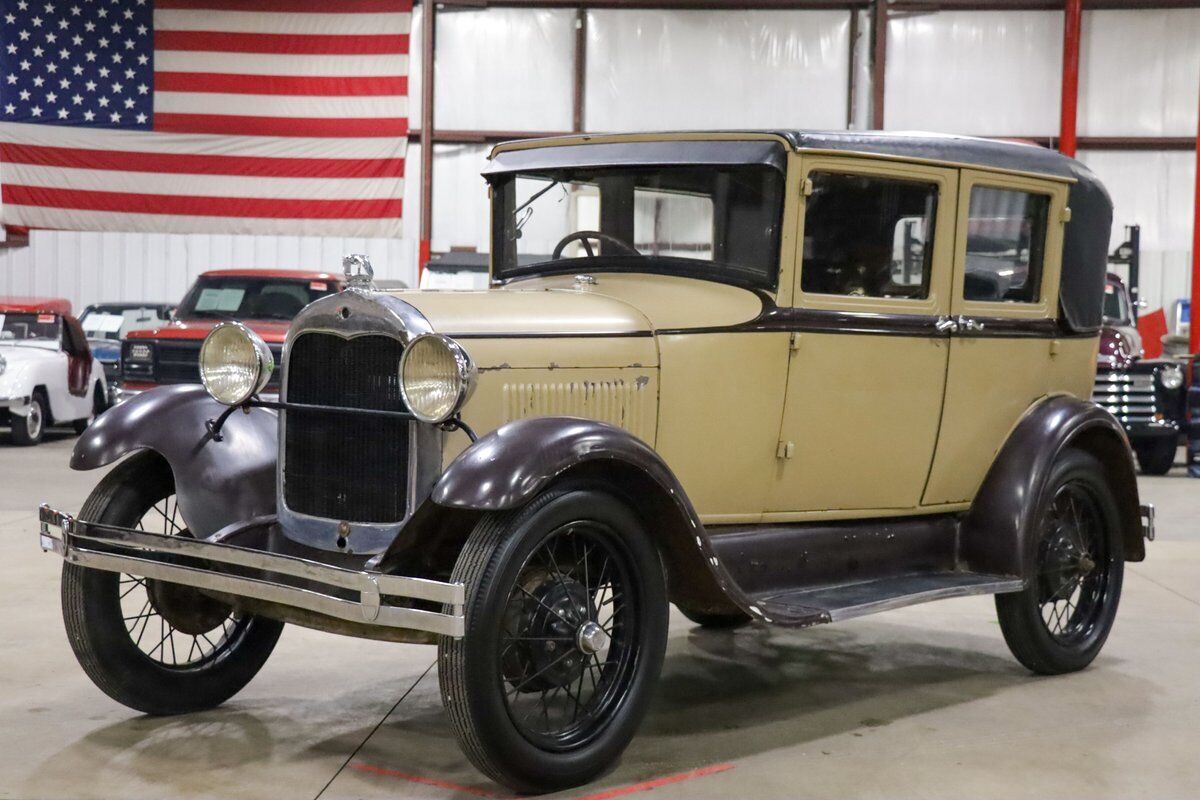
xmin=1092 ymin=370 xmax=1157 ymax=424
xmin=283 ymin=332 xmax=409 ymax=524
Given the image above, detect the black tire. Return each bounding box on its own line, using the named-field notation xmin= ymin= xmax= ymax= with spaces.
xmin=72 ymin=383 xmax=107 ymax=435
xmin=11 ymin=389 xmax=47 ymax=446
xmin=996 ymin=449 xmax=1124 ymax=675
xmin=1134 ymin=438 xmax=1176 ymax=475
xmin=677 ymin=605 xmax=752 ymax=629
xmin=439 ymin=486 xmax=668 ymax=794
xmin=61 ymin=452 xmax=284 ymax=715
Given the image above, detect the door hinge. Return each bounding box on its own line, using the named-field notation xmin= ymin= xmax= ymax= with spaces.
xmin=801 ymin=177 xmax=813 ymax=197
xmin=1060 ymin=206 xmax=1072 ymax=223
xmin=776 ymin=440 xmax=795 ymax=459
xmin=789 ymin=331 xmax=802 ymax=351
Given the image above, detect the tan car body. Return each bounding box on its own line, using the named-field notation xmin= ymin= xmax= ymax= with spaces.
xmin=393 ymin=134 xmax=1096 ymax=527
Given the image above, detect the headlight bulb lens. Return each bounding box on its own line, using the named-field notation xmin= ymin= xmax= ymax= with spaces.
xmin=199 ymin=323 xmax=274 ymax=405
xmin=400 ymin=334 xmax=475 ymax=424
xmin=1159 ymin=364 xmax=1184 ymax=391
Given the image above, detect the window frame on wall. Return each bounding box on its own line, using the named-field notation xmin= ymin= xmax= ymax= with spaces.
xmin=950 ymin=169 xmax=1070 ymax=322
xmin=794 ymin=156 xmax=958 ymax=318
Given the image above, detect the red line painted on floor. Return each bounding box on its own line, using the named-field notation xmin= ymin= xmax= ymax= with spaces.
xmin=571 ymin=763 xmax=736 ymax=800
xmin=350 ymin=763 xmax=503 ymax=798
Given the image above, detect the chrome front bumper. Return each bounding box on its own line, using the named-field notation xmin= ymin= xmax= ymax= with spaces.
xmin=38 ymin=504 xmax=465 ymax=637
xmin=1141 ymin=503 xmax=1156 ymax=541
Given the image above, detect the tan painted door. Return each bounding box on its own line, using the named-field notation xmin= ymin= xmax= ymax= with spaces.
xmin=767 ymin=157 xmax=957 ymax=516
xmin=922 ymin=169 xmax=1071 ymax=506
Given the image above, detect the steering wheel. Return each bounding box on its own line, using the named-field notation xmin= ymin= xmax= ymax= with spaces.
xmin=550 ymin=230 xmax=639 ymax=260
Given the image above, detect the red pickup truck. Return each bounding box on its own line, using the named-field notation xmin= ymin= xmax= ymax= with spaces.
xmin=119 ymin=269 xmax=341 ymax=401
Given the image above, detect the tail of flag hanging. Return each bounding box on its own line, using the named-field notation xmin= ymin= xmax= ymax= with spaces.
xmin=0 ymin=0 xmax=411 ymax=237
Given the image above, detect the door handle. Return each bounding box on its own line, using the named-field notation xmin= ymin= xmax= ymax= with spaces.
xmin=957 ymin=316 xmax=985 ymax=332
xmin=934 ymin=316 xmax=959 ymax=334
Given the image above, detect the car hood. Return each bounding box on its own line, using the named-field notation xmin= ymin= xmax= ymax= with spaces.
xmin=127 ymin=318 xmax=292 ymax=344
xmin=0 ymin=344 xmax=58 ymax=392
xmin=1098 ymin=323 xmax=1142 ymax=369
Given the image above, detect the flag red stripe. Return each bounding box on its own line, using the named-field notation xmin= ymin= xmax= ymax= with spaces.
xmin=154 ymin=30 xmax=409 ymax=55
xmin=156 ymin=0 xmax=410 ymax=11
xmin=3 ymin=185 xmax=402 ymax=220
xmin=154 ymin=72 xmax=408 ymax=97
xmin=0 ymin=144 xmax=405 ymax=179
xmin=153 ymin=113 xmax=409 ymax=138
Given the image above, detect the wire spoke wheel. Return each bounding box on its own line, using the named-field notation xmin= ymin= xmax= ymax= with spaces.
xmin=118 ymin=495 xmax=249 ymax=669
xmin=1035 ymin=482 xmax=1111 ymax=646
xmin=498 ymin=521 xmax=637 ymax=750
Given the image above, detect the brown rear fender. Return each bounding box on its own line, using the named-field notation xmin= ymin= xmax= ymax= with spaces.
xmin=961 ymin=394 xmax=1144 ymax=579
xmin=428 ymin=417 xmax=748 ymax=616
xmin=71 ymin=384 xmax=278 ymax=539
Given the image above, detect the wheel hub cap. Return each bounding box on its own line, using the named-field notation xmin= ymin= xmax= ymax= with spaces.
xmin=576 ymin=620 xmax=609 ymax=655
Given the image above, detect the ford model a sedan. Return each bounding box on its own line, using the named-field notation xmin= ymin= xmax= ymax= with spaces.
xmin=41 ymin=132 xmax=1151 ymax=793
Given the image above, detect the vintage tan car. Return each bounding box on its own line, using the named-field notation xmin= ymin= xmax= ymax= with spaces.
xmin=40 ymin=131 xmax=1151 ymax=794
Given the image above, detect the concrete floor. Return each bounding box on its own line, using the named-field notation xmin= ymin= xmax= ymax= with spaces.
xmin=1 ymin=431 xmax=1197 ymax=800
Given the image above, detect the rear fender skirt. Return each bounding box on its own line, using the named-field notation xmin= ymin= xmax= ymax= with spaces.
xmin=429 ymin=417 xmax=759 ymax=619
xmin=961 ymin=394 xmax=1144 ymax=578
xmin=71 ymin=384 xmax=278 ymax=539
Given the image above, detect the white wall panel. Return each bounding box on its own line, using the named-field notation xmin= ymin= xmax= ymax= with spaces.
xmin=431 ymin=144 xmax=492 ymax=253
xmin=435 ymin=9 xmax=575 ymax=132
xmin=886 ymin=11 xmax=1062 ymax=135
xmin=1077 ymin=150 xmax=1197 ymax=315
xmin=1080 ymin=9 xmax=1200 ymax=137
xmin=1 ymin=231 xmax=421 ymax=313
xmin=586 ymin=10 xmax=850 ymax=132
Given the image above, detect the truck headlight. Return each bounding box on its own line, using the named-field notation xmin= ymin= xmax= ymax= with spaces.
xmin=1159 ymin=364 xmax=1184 ymax=391
xmin=399 ymin=334 xmax=475 ymax=424
xmin=127 ymin=342 xmax=154 ymax=361
xmin=199 ymin=322 xmax=274 ymax=405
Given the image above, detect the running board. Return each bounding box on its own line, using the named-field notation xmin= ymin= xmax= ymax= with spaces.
xmin=753 ymin=572 xmax=1024 ymax=625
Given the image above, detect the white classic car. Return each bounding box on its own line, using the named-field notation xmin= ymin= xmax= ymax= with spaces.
xmin=0 ymin=298 xmax=108 ymax=446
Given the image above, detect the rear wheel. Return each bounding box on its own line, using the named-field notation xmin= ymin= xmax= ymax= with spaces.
xmin=438 ymin=487 xmax=668 ymax=793
xmin=996 ymin=449 xmax=1124 ymax=675
xmin=61 ymin=453 xmax=284 ymax=714
xmin=11 ymin=390 xmax=47 ymax=446
xmin=1134 ymin=438 xmax=1176 ymax=475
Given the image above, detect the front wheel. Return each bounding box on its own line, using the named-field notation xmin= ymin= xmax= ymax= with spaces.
xmin=439 ymin=487 xmax=668 ymax=794
xmin=11 ymin=390 xmax=47 ymax=446
xmin=996 ymin=449 xmax=1124 ymax=675
xmin=61 ymin=452 xmax=284 ymax=714
xmin=1134 ymin=438 xmax=1176 ymax=475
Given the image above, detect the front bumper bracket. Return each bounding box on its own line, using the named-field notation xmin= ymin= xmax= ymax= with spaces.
xmin=38 ymin=504 xmax=465 ymax=638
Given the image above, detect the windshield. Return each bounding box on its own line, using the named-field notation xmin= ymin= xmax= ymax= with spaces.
xmin=0 ymin=312 xmax=61 ymax=346
xmin=1103 ymin=280 xmax=1131 ymax=324
xmin=491 ymin=165 xmax=785 ymax=290
xmin=177 ymin=277 xmax=334 ymax=322
xmin=80 ymin=306 xmax=170 ymax=340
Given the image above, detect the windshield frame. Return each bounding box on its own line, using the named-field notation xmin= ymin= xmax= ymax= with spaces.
xmin=1102 ymin=279 xmax=1132 ymax=325
xmin=0 ymin=311 xmax=63 ymax=349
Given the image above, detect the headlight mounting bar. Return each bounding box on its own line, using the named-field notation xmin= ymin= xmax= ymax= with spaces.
xmin=204 ymin=397 xmax=477 ymax=443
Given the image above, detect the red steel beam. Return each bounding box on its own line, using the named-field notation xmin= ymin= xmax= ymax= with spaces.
xmin=1191 ymin=77 xmax=1200 ymax=354
xmin=419 ymin=1 xmax=436 ymax=271
xmin=871 ymin=0 xmax=887 ymax=128
xmin=1059 ymin=0 xmax=1082 ymax=157
xmin=573 ymin=8 xmax=587 ymax=132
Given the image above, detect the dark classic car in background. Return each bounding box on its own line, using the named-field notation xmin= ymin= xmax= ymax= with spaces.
xmin=1091 ymin=272 xmax=1187 ymax=474
xmin=119 ymin=269 xmax=341 ymax=402
xmin=78 ymin=302 xmax=175 ymax=397
xmin=39 ymin=132 xmax=1152 ymax=794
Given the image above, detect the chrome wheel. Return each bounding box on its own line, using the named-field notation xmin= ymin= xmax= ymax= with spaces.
xmin=24 ymin=400 xmax=42 ymax=440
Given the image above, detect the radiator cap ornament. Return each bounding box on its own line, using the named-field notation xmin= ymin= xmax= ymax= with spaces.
xmin=343 ymin=253 xmax=375 ymax=289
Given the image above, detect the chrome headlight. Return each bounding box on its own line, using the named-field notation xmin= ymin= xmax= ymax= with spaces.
xmin=399 ymin=334 xmax=475 ymax=424
xmin=126 ymin=342 xmax=154 ymax=362
xmin=1159 ymin=363 xmax=1184 ymax=391
xmin=199 ymin=322 xmax=274 ymax=405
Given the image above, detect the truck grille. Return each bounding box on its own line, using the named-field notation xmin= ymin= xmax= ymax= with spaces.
xmin=155 ymin=342 xmax=202 ymax=384
xmin=283 ymin=332 xmax=409 ymax=524
xmin=1092 ymin=370 xmax=1157 ymax=424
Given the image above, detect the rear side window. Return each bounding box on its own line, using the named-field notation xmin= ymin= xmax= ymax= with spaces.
xmin=963 ymin=186 xmax=1050 ymax=303
xmin=801 ymin=172 xmax=938 ymax=300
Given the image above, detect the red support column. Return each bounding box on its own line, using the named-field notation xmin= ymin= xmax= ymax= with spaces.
xmin=1059 ymin=0 xmax=1081 ymax=157
xmin=418 ymin=0 xmax=436 ymax=277
xmin=1190 ymin=77 xmax=1200 ymax=355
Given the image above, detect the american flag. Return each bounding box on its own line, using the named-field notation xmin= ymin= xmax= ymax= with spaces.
xmin=0 ymin=0 xmax=410 ymax=237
